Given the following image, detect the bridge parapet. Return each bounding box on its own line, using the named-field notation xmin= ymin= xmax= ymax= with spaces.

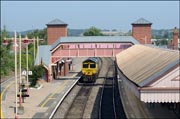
xmin=51 ymin=42 xmax=133 ymax=64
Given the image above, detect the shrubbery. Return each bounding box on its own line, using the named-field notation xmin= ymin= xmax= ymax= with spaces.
xmin=29 ymin=64 xmax=44 ymax=87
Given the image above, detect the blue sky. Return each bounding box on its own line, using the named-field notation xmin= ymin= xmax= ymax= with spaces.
xmin=1 ymin=1 xmax=179 ymax=32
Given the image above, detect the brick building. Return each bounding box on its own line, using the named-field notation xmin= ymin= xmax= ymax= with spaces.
xmin=36 ymin=18 xmax=179 ymax=82
xmin=173 ymin=27 xmax=179 ymax=49
xmin=132 ymin=18 xmax=152 ymax=44
xmin=46 ymin=19 xmax=68 ymax=45
xmin=36 ymin=18 xmax=152 ymax=81
xmin=167 ymin=27 xmax=179 ymax=50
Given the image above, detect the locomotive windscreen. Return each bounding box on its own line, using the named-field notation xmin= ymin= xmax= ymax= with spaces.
xmin=90 ymin=64 xmax=96 ymax=68
xmin=83 ymin=64 xmax=88 ymax=68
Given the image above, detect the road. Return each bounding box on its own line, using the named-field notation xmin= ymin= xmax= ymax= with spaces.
xmin=1 ymin=76 xmax=16 ymax=119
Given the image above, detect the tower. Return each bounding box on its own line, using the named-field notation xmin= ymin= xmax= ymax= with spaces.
xmin=46 ymin=18 xmax=68 ymax=45
xmin=173 ymin=27 xmax=179 ymax=49
xmin=132 ymin=18 xmax=152 ymax=44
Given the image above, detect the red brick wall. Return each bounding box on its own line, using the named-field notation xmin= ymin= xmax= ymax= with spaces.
xmin=132 ymin=24 xmax=151 ymax=44
xmin=64 ymin=62 xmax=69 ymax=76
xmin=173 ymin=30 xmax=178 ymax=48
xmin=47 ymin=25 xmax=67 ymax=45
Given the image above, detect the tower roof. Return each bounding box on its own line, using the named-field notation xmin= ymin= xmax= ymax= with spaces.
xmin=173 ymin=27 xmax=179 ymax=34
xmin=46 ymin=18 xmax=68 ymax=26
xmin=132 ymin=18 xmax=152 ymax=25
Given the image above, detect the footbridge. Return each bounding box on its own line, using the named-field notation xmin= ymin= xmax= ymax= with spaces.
xmin=35 ymin=36 xmax=139 ymax=81
xmin=50 ymin=36 xmax=139 ymax=63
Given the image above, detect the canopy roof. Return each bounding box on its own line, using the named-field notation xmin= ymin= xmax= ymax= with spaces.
xmin=116 ymin=44 xmax=179 ymax=87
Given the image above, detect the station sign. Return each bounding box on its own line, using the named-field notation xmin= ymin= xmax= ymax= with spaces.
xmin=22 ymin=70 xmax=32 ymax=76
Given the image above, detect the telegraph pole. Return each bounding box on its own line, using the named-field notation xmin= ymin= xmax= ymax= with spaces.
xmin=14 ymin=31 xmax=18 ymax=119
xmin=33 ymin=37 xmax=36 ymax=62
xmin=19 ymin=34 xmax=22 ymax=106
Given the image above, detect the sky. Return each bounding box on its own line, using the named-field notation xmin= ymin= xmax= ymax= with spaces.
xmin=1 ymin=1 xmax=179 ymax=32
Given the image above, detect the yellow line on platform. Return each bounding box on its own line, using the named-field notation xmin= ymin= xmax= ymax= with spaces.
xmin=40 ymin=81 xmax=69 ymax=107
xmin=1 ymin=81 xmax=15 ymax=119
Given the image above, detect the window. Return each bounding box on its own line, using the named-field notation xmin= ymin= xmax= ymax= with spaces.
xmin=83 ymin=64 xmax=89 ymax=68
xmin=90 ymin=64 xmax=96 ymax=68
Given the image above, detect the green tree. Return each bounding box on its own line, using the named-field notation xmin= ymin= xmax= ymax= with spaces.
xmin=160 ymin=39 xmax=168 ymax=45
xmin=0 ymin=25 xmax=14 ymax=76
xmin=26 ymin=28 xmax=47 ymax=45
xmin=29 ymin=64 xmax=44 ymax=87
xmin=20 ymin=29 xmax=47 ymax=69
xmin=83 ymin=26 xmax=103 ymax=36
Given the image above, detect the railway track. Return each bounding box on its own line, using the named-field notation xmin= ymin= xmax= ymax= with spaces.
xmin=99 ymin=60 xmax=127 ymax=119
xmin=99 ymin=62 xmax=116 ymax=119
xmin=100 ymin=77 xmax=115 ymax=119
xmin=51 ymin=58 xmax=126 ymax=119
xmin=64 ymin=85 xmax=92 ymax=118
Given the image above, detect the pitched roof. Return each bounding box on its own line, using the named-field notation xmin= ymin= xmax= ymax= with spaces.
xmin=46 ymin=18 xmax=68 ymax=26
xmin=51 ymin=36 xmax=139 ymax=50
xmin=35 ymin=45 xmax=51 ymax=67
xmin=116 ymin=44 xmax=179 ymax=87
xmin=131 ymin=18 xmax=152 ymax=25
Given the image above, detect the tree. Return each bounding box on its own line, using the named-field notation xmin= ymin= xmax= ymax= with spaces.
xmin=0 ymin=25 xmax=14 ymax=76
xmin=26 ymin=28 xmax=47 ymax=45
xmin=160 ymin=39 xmax=168 ymax=45
xmin=29 ymin=64 xmax=44 ymax=87
xmin=83 ymin=26 xmax=103 ymax=36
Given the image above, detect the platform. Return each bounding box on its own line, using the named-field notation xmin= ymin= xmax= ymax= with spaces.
xmin=1 ymin=58 xmax=86 ymax=119
xmin=118 ymin=77 xmax=179 ymax=119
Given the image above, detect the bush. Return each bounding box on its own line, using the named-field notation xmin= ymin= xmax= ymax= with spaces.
xmin=29 ymin=64 xmax=44 ymax=87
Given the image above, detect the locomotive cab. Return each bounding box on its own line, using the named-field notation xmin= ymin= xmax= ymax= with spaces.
xmin=81 ymin=57 xmax=99 ymax=83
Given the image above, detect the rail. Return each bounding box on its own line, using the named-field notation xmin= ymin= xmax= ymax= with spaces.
xmin=64 ymin=85 xmax=92 ymax=118
xmin=49 ymin=72 xmax=82 ymax=119
xmin=99 ymin=59 xmax=126 ymax=119
xmin=99 ymin=57 xmax=115 ymax=118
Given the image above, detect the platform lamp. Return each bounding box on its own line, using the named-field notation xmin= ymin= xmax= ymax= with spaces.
xmin=24 ymin=35 xmax=29 ymax=94
xmin=19 ymin=34 xmax=22 ymax=104
xmin=14 ymin=32 xmax=18 ymax=119
xmin=3 ymin=31 xmax=18 ymax=119
xmin=2 ymin=37 xmax=8 ymax=46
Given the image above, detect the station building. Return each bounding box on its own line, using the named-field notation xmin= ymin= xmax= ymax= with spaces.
xmin=115 ymin=20 xmax=179 ymax=104
xmin=35 ymin=18 xmax=144 ymax=81
xmin=35 ymin=18 xmax=179 ymax=88
xmin=116 ymin=44 xmax=179 ymax=103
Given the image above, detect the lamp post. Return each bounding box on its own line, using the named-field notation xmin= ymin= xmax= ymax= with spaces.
xmin=33 ymin=37 xmax=36 ymax=62
xmin=3 ymin=32 xmax=18 ymax=118
xmin=36 ymin=36 xmax=40 ymax=64
xmin=2 ymin=31 xmax=43 ymax=118
xmin=19 ymin=34 xmax=22 ymax=107
xmin=24 ymin=35 xmax=29 ymax=93
xmin=13 ymin=31 xmax=18 ymax=119
xmin=2 ymin=34 xmax=43 ymax=118
xmin=34 ymin=36 xmax=44 ymax=64
xmin=2 ymin=37 xmax=8 ymax=45
xmin=14 ymin=31 xmax=18 ymax=119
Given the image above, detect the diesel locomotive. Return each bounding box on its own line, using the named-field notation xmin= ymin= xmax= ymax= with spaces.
xmin=81 ymin=57 xmax=100 ymax=83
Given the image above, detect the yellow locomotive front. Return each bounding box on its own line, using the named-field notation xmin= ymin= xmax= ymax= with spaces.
xmin=81 ymin=58 xmax=99 ymax=82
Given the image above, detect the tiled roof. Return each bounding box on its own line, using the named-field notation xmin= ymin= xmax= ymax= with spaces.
xmin=35 ymin=45 xmax=51 ymax=67
xmin=116 ymin=44 xmax=179 ymax=87
xmin=46 ymin=18 xmax=67 ymax=26
xmin=132 ymin=18 xmax=152 ymax=25
xmin=51 ymin=36 xmax=139 ymax=50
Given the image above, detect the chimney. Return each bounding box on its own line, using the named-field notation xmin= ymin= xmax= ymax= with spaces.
xmin=173 ymin=27 xmax=179 ymax=49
